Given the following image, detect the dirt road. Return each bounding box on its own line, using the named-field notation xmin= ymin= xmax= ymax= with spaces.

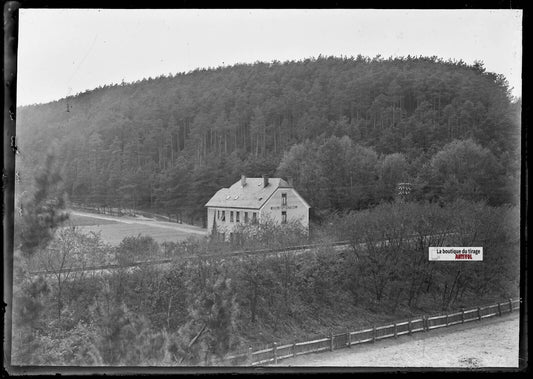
xmin=274 ymin=313 xmax=520 ymax=368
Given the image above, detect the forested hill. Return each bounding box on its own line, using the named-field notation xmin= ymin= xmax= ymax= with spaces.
xmin=16 ymin=56 xmax=520 ymax=225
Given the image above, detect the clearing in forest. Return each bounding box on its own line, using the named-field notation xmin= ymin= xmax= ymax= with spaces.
xmin=61 ymin=210 xmax=207 ymax=245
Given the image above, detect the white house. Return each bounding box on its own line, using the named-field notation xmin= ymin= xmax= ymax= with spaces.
xmin=205 ymin=175 xmax=310 ymax=241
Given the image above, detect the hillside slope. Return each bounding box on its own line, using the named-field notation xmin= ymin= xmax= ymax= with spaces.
xmin=16 ymin=56 xmax=520 ymax=222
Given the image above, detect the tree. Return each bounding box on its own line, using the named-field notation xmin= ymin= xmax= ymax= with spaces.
xmin=378 ymin=153 xmax=409 ymax=200
xmin=23 ymin=321 xmax=104 ymax=365
xmin=88 ymin=296 xmax=175 ymax=365
xmin=317 ymin=135 xmax=354 ymax=209
xmin=17 ymin=154 xmax=69 ymax=258
xmin=250 ymin=107 xmax=266 ymax=157
xmin=330 ymin=199 xmax=519 ymax=310
xmin=176 ymin=269 xmax=240 ymax=365
xmin=12 ymin=153 xmax=69 ymax=364
xmin=277 ymin=139 xmax=325 ymax=208
xmin=236 ymin=256 xmax=269 ymax=324
xmin=348 ymin=143 xmax=379 ymax=208
xmin=115 ymin=234 xmax=161 ymax=265
xmin=427 ymin=139 xmax=507 ymax=204
xmin=32 ymin=228 xmax=110 ymax=320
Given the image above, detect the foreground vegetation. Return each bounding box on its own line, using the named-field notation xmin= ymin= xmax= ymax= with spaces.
xmin=13 ymin=183 xmax=519 ymax=365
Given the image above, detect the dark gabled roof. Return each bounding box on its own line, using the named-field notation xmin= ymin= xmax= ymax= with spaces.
xmin=205 ymin=178 xmax=293 ymax=209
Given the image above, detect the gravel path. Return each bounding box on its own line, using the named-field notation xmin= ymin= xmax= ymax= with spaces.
xmin=274 ymin=313 xmax=520 ymax=368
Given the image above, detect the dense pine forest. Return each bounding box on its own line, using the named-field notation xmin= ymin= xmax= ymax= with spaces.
xmin=17 ymin=55 xmax=520 ymax=223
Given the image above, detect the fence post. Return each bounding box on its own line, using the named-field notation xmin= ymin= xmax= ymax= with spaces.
xmin=461 ymin=307 xmax=465 ymax=323
xmin=498 ymin=302 xmax=502 ymax=316
xmin=509 ymin=298 xmax=513 ymax=313
xmin=273 ymin=342 xmax=277 ymax=365
xmin=293 ymin=341 xmax=297 ymax=357
xmin=445 ymin=313 xmax=449 ymax=326
xmin=477 ymin=307 xmax=482 ymax=321
xmin=423 ymin=316 xmax=428 ymax=332
xmin=247 ymin=346 xmax=253 ymax=365
xmin=347 ymin=330 xmax=351 ymax=348
xmin=408 ymin=318 xmax=412 ymax=335
xmin=372 ymin=325 xmax=376 ymax=342
xmin=330 ymin=330 xmax=334 ymax=351
xmin=394 ymin=323 xmax=397 ymax=338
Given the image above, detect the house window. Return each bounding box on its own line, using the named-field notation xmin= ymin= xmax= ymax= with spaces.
xmin=281 ymin=211 xmax=287 ymax=224
xmin=221 ymin=210 xmax=226 ymax=221
xmin=236 ymin=211 xmax=240 ymax=223
xmin=217 ymin=210 xmax=220 ymax=219
xmin=230 ymin=211 xmax=234 ymax=222
xmin=244 ymin=212 xmax=249 ymax=223
xmin=282 ymin=193 xmax=287 ymax=206
xmin=252 ymin=212 xmax=257 ymax=223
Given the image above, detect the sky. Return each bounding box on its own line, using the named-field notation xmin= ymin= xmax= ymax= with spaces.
xmin=17 ymin=9 xmax=522 ymax=106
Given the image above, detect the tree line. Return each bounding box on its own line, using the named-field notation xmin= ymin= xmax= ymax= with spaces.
xmin=16 ymin=55 xmax=520 ymax=224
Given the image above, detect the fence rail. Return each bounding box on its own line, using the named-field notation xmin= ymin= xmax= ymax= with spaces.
xmin=223 ymin=298 xmax=520 ymax=366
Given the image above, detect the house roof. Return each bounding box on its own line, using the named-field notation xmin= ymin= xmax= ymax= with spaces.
xmin=205 ymin=177 xmax=305 ymax=210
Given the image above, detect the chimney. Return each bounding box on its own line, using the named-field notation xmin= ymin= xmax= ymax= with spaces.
xmin=262 ymin=174 xmax=269 ymax=187
xmin=241 ymin=175 xmax=247 ymax=187
xmin=287 ymin=176 xmax=294 ymax=187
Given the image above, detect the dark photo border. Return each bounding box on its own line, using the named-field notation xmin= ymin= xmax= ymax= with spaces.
xmin=3 ymin=1 xmax=528 ymax=375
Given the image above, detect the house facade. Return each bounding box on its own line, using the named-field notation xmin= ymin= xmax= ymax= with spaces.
xmin=205 ymin=175 xmax=310 ymax=241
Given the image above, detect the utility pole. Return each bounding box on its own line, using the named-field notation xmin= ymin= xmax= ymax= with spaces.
xmin=397 ymin=182 xmax=412 ymax=203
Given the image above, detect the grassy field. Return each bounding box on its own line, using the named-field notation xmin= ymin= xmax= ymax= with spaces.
xmin=62 ymin=213 xmax=119 ymax=226
xmin=61 ymin=211 xmax=207 ymax=246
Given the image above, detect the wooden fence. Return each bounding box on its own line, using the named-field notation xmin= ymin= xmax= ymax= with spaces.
xmin=218 ymin=298 xmax=520 ymax=366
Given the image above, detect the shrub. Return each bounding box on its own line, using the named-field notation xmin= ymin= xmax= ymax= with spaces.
xmin=115 ymin=235 xmax=161 ymax=264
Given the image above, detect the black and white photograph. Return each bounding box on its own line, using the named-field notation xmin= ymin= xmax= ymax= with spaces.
xmin=3 ymin=6 xmax=524 ymax=372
